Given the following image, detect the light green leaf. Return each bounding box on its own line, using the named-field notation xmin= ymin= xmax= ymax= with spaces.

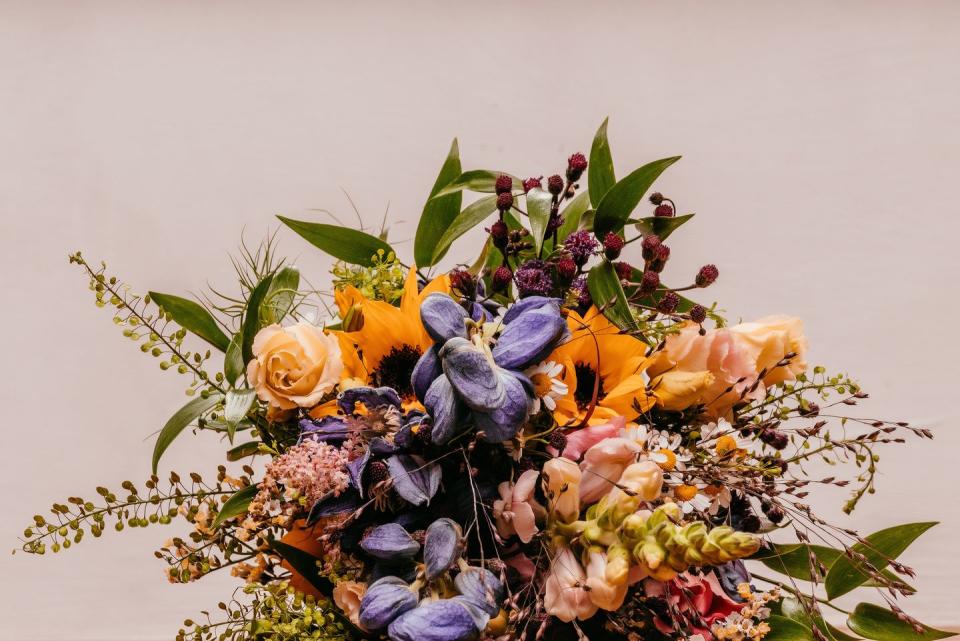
xmin=277 ymin=217 xmax=394 ymax=266
xmin=556 ymin=191 xmax=591 ymax=242
xmin=148 ymin=292 xmax=229 ymax=352
xmin=754 ymin=542 xmax=843 ymax=582
xmin=588 ymin=117 xmax=616 ymax=206
xmin=432 ymin=170 xmax=521 ymax=198
xmin=781 ymin=597 xmax=861 ymax=641
xmin=765 ymin=615 xmax=815 ymax=641
xmin=212 ymin=484 xmax=258 ymax=528
xmin=825 ymin=522 xmax=937 ymax=599
xmin=261 ymin=265 xmax=300 ymax=325
xmin=415 ymin=139 xmax=462 ymax=267
xmin=431 ymin=195 xmax=498 ymax=265
xmin=633 ymin=213 xmax=695 ymax=241
xmin=152 ymin=393 xmax=223 ymax=473
xmin=593 ymin=156 xmax=681 ymax=238
xmin=226 ymin=441 xmax=261 ymax=462
xmin=224 ymin=389 xmax=257 ymax=442
xmin=223 ymin=334 xmax=244 ymax=386
xmin=526 ymin=188 xmax=553 ymax=256
xmin=847 ymin=603 xmax=954 ymax=641
xmin=241 ymin=275 xmax=274 ymax=365
xmin=587 ymin=261 xmax=638 ymax=332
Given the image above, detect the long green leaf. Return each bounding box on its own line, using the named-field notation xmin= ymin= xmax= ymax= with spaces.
xmin=526 ymin=188 xmax=553 ymax=256
xmin=431 ymin=195 xmax=498 ymax=265
xmin=241 ymin=274 xmax=274 ymax=364
xmin=212 ymin=484 xmax=258 ymax=528
xmin=148 ymin=292 xmax=230 ymax=352
xmin=588 ymin=117 xmax=616 ymax=206
xmin=847 ymin=603 xmax=953 ymax=641
xmin=414 ymin=139 xmax=462 ymax=266
xmin=223 ymin=334 xmax=244 ymax=386
xmin=226 ymin=441 xmax=261 ymax=461
xmin=433 ymin=170 xmax=520 ymax=198
xmin=755 ymin=542 xmax=842 ymax=582
xmin=593 ymin=156 xmax=681 ymax=238
xmin=825 ymin=522 xmax=937 ymax=599
xmin=223 ymin=388 xmax=257 ymax=442
xmin=633 ymin=213 xmax=695 ymax=241
xmin=765 ymin=616 xmax=815 ymax=641
xmin=781 ymin=597 xmax=861 ymax=641
xmin=152 ymin=393 xmax=223 ymax=473
xmin=270 ymin=539 xmax=334 ymax=595
xmin=261 ymin=265 xmax=300 ymax=325
xmin=556 ymin=191 xmax=591 ymax=242
xmin=277 ymin=217 xmax=394 ymax=266
xmin=587 ymin=261 xmax=638 ymax=332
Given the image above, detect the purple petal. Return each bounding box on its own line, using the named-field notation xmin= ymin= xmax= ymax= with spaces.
xmin=714 ymin=560 xmax=751 ymax=602
xmin=450 ymin=596 xmax=492 ymax=631
xmin=424 ymin=375 xmax=468 ymax=445
xmin=386 ymin=454 xmax=441 ymax=506
xmin=298 ymin=416 xmax=349 ymax=444
xmin=347 ymin=450 xmax=371 ymax=497
xmin=387 ymin=600 xmax=480 ymax=641
xmin=360 ymin=523 xmax=420 ymax=560
xmin=473 ymin=371 xmax=531 ymax=442
xmin=424 ymin=518 xmax=462 ymax=580
xmin=359 ymin=577 xmax=418 ymax=630
xmin=501 ymin=296 xmax=559 ymax=325
xmin=454 ymin=567 xmax=504 ymax=616
xmin=420 ymin=293 xmax=469 ymax=343
xmin=440 ymin=337 xmax=504 ymax=412
xmin=306 ymin=488 xmax=360 ymax=525
xmin=412 ymin=346 xmax=443 ymax=402
xmin=369 ymin=437 xmax=399 ymax=456
xmin=492 ymin=307 xmax=568 ymax=370
xmin=338 ymin=386 xmax=402 ymax=415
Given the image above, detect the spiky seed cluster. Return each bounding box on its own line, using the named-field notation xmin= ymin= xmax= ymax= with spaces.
xmin=556 ymin=257 xmax=577 ymax=282
xmin=655 ymin=203 xmax=674 ymax=217
xmin=657 ymin=291 xmax=680 ymax=314
xmin=491 ymin=265 xmax=513 ymax=292
xmin=615 ymin=261 xmax=633 ymax=281
xmin=496 ymin=191 xmax=514 ymax=213
xmin=641 ymin=234 xmax=662 ymax=261
xmin=566 ymin=152 xmax=588 ymax=182
xmin=487 ymin=220 xmax=509 ymax=250
xmin=603 ymin=232 xmax=625 ymax=260
xmin=696 ymin=264 xmax=719 ymax=288
xmin=689 ymin=304 xmax=707 ymax=324
xmin=547 ymin=174 xmax=565 ymax=196
xmin=449 ymin=268 xmax=476 ymax=299
xmin=494 ymin=174 xmax=513 ymax=195
xmin=638 ymin=271 xmax=660 ymax=296
xmin=514 ymin=260 xmax=553 ymax=297
xmin=649 ymin=192 xmax=665 ymax=205
xmin=564 ymin=230 xmax=599 ymax=266
xmin=649 ymin=244 xmax=671 ymax=273
xmin=522 ymin=176 xmax=543 ymax=193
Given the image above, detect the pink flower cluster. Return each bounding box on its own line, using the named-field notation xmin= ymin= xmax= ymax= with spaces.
xmin=251 ymin=441 xmax=349 ymax=521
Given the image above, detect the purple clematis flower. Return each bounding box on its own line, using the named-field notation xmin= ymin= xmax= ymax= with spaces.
xmin=412 ymin=293 xmax=568 ymax=444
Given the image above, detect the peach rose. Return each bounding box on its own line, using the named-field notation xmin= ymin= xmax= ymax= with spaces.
xmin=728 ymin=315 xmax=807 ymax=386
xmin=332 ymin=580 xmax=367 ymax=630
xmin=246 ymin=322 xmax=345 ymax=410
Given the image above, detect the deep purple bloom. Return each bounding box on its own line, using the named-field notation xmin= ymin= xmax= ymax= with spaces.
xmin=564 ymin=230 xmax=598 ymax=267
xmin=514 ymin=260 xmax=553 ymax=298
xmin=387 ymin=599 xmax=480 ymax=641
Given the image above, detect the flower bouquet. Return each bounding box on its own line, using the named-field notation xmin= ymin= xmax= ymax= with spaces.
xmin=22 ymin=120 xmax=954 ymax=641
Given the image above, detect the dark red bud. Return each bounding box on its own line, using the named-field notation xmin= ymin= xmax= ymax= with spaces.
xmin=649 ymin=192 xmax=664 ymax=205
xmin=566 ymin=152 xmax=588 ymax=182
xmin=641 ymin=234 xmax=662 ymax=261
xmin=522 ymin=176 xmax=543 ymax=193
xmin=689 ymin=304 xmax=707 ymax=324
xmin=654 ymin=203 xmax=674 ymax=218
xmin=696 ymin=264 xmax=719 ymax=288
xmin=494 ymin=174 xmax=513 ymax=195
xmin=556 ymin=257 xmax=577 ymax=282
xmin=492 ymin=265 xmax=513 ymax=291
xmin=496 ymin=191 xmax=514 ymax=212
xmin=547 ymin=174 xmax=564 ymax=196
xmin=614 ymin=261 xmax=633 ymax=281
xmin=638 ymin=270 xmax=660 ymax=296
xmin=602 ymin=232 xmax=625 ymax=260
xmin=657 ymin=291 xmax=680 ymax=314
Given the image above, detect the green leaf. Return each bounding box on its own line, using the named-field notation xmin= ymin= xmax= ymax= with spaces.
xmin=414 ymin=139 xmax=462 ymax=267
xmin=765 ymin=615 xmax=815 ymax=641
xmin=588 ymin=117 xmax=616 ymax=207
xmin=223 ymin=333 xmax=244 ymax=386
xmin=633 ymin=213 xmax=695 ymax=241
xmin=261 ymin=265 xmax=300 ymax=325
xmin=152 ymin=393 xmax=223 ymax=473
xmin=241 ymin=275 xmax=274 ymax=365
xmin=227 ymin=441 xmax=261 ymax=461
xmin=622 ymin=266 xmax=701 ymax=313
xmin=825 ymin=522 xmax=937 ymax=599
xmin=587 ymin=261 xmax=638 ymax=332
xmin=781 ymin=597 xmax=861 ymax=641
xmin=224 ymin=389 xmax=257 ymax=442
xmin=847 ymin=603 xmax=954 ymax=641
xmin=432 ymin=170 xmax=521 ymax=198
xmin=593 ymin=156 xmax=681 ymax=238
xmin=270 ymin=539 xmax=333 ymax=595
xmin=755 ymin=542 xmax=843 ymax=582
xmin=277 ymin=217 xmax=394 ymax=266
xmin=526 ymin=188 xmax=554 ymax=256
xmin=148 ymin=292 xmax=229 ymax=352
xmin=431 ymin=195 xmax=498 ymax=265
xmin=212 ymin=484 xmax=258 ymax=528
xmin=556 ymin=191 xmax=591 ymax=242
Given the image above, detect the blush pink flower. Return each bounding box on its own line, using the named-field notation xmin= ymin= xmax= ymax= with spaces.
xmin=558 ymin=416 xmax=626 ymax=461
xmin=544 ymin=545 xmax=598 ymax=623
xmin=579 ymin=437 xmax=641 ymax=504
xmin=492 ymin=470 xmax=545 ymax=543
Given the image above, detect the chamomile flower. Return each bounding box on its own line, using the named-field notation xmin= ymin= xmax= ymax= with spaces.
xmin=525 ymin=360 xmax=568 ymax=413
xmin=672 ymin=483 xmax=712 ymax=515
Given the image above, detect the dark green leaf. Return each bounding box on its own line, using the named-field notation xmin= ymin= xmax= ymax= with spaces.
xmin=593 ymin=156 xmax=681 ymax=238
xmin=847 ymin=603 xmax=954 ymax=641
xmin=414 ymin=139 xmax=462 ymax=266
xmin=431 ymin=195 xmax=498 ymax=265
xmin=277 ymin=217 xmax=394 ymax=266
xmin=148 ymin=292 xmax=230 ymax=352
xmin=152 ymin=393 xmax=223 ymax=473
xmin=241 ymin=275 xmax=274 ymax=365
xmin=270 ymin=539 xmax=333 ymax=595
xmin=226 ymin=441 xmax=261 ymax=461
xmin=755 ymin=542 xmax=842 ymax=582
xmin=825 ymin=522 xmax=937 ymax=599
xmin=765 ymin=615 xmax=815 ymax=641
xmin=556 ymin=191 xmax=591 ymax=242
xmin=223 ymin=333 xmax=244 ymax=386
xmin=526 ymin=188 xmax=553 ymax=256
xmin=212 ymin=484 xmax=258 ymax=528
xmin=588 ymin=117 xmax=616 ymax=206
xmin=633 ymin=213 xmax=696 ymax=241
xmin=261 ymin=265 xmax=300 ymax=324
xmin=781 ymin=597 xmax=861 ymax=641
xmin=587 ymin=261 xmax=638 ymax=332
xmin=433 ymin=170 xmax=520 ymax=198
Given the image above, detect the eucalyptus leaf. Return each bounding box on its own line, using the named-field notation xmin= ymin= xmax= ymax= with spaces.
xmin=633 ymin=213 xmax=695 ymax=241
xmin=847 ymin=603 xmax=953 ymax=641
xmin=152 ymin=393 xmax=223 ymax=474
xmin=223 ymin=334 xmax=244 ymax=386
xmin=212 ymin=484 xmax=258 ymax=528
xmin=593 ymin=156 xmax=681 ymax=238
xmin=415 ymin=138 xmax=462 ymax=267
xmin=526 ymin=188 xmax=553 ymax=256
xmin=586 ymin=261 xmax=638 ymax=332
xmin=824 ymin=522 xmax=937 ymax=599
xmin=432 ymin=170 xmax=521 ymax=198
xmin=261 ymin=265 xmax=300 ymax=324
xmin=277 ymin=216 xmax=394 ymax=266
xmin=556 ymin=191 xmax=591 ymax=243
xmin=431 ymin=195 xmax=498 ymax=265
xmin=148 ymin=292 xmax=230 ymax=352
xmin=241 ymin=274 xmax=274 ymax=365
xmin=588 ymin=117 xmax=616 ymax=206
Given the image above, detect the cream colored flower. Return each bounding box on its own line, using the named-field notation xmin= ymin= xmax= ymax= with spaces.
xmin=542 ymin=457 xmax=582 ymax=523
xmin=544 ymin=545 xmax=598 ymax=622
xmin=332 ymin=580 xmax=367 ymax=630
xmin=493 ymin=469 xmax=545 ymax=543
xmin=246 ymin=322 xmax=345 ymax=409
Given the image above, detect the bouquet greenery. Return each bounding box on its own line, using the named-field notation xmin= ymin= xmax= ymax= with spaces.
xmin=20 ymin=120 xmax=954 ymax=641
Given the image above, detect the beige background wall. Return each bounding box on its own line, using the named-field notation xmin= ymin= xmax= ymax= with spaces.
xmin=2 ymin=2 xmax=959 ymax=639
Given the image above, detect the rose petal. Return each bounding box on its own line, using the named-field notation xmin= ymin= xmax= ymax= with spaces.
xmin=360 ymin=523 xmax=420 ymax=560
xmin=440 ymin=338 xmax=505 ymax=412
xmin=420 ymin=293 xmax=469 ymax=343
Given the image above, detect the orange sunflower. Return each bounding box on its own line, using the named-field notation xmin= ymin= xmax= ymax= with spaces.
xmin=548 ymin=307 xmax=656 ymax=425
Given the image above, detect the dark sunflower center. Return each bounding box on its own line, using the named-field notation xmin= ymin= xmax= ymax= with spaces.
xmin=374 ymin=345 xmax=422 ymax=398
xmin=573 ymin=362 xmax=605 ymax=410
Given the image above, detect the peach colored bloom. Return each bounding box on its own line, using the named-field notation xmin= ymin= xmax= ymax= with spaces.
xmin=332 ymin=580 xmax=367 ymax=630
xmin=728 ymin=315 xmax=807 ymax=386
xmin=544 ymin=545 xmax=598 ymax=622
xmin=579 ymin=437 xmax=641 ymax=504
xmin=247 ymin=322 xmax=345 ymax=410
xmin=558 ymin=416 xmax=626 ymax=461
xmin=493 ymin=470 xmax=545 ymax=543
xmin=542 ymin=457 xmax=582 ymax=523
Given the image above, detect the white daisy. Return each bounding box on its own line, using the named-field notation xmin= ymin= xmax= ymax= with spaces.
xmin=524 ymin=360 xmax=568 ymax=414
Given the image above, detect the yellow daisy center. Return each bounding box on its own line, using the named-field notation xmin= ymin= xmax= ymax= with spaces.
xmin=656 ymin=448 xmax=677 ymax=470
xmin=675 ymin=484 xmax=698 ymax=501
xmin=530 ymin=372 xmax=554 ymax=397
xmin=715 ymin=434 xmax=739 ymax=456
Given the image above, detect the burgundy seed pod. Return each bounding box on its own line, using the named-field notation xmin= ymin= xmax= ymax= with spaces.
xmin=689 ymin=304 xmax=707 ymax=324
xmin=654 ymin=203 xmax=674 ymax=218
xmin=638 ymin=270 xmax=660 ymax=296
xmin=649 ymin=192 xmax=665 ymax=205
xmin=449 ymin=268 xmax=476 ymax=298
xmin=649 ymin=244 xmax=671 ymax=273
xmin=657 ymin=291 xmax=680 ymax=314
xmin=641 ymin=234 xmax=662 ymax=261
xmin=496 ymin=191 xmax=514 ymax=212
xmin=549 ymin=430 xmax=568 ymax=453
xmin=555 ymin=257 xmax=578 ymax=282
xmin=494 ymin=174 xmax=513 ymax=195
xmin=696 ymin=264 xmax=719 ymax=288
xmin=522 ymin=176 xmax=543 ymax=193
xmin=547 ymin=174 xmax=564 ymax=196
xmin=614 ymin=261 xmax=633 ymax=281
xmin=602 ymin=232 xmax=625 ymax=260
xmin=491 ymin=265 xmax=513 ymax=292
xmin=487 ymin=220 xmax=509 ymax=250
xmin=566 ymin=152 xmax=588 ymax=182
